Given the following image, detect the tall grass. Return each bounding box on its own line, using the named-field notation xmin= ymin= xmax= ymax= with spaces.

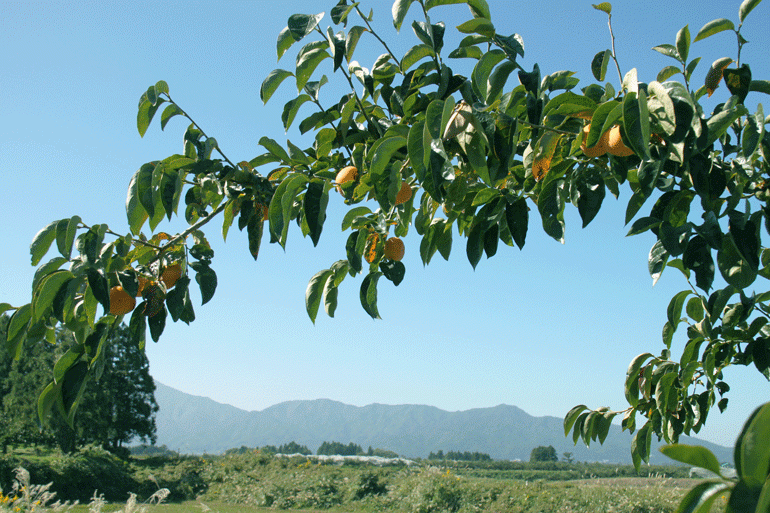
xmin=1 ymin=448 xmax=726 ymax=512
xmin=0 ymin=467 xmax=169 ymax=513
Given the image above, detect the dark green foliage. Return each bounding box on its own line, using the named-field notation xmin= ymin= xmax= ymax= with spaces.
xmin=0 ymin=318 xmax=158 ymax=455
xmin=317 ymin=440 xmax=364 ymax=456
xmin=530 ymin=445 xmax=558 ymax=462
xmin=428 ymin=449 xmax=492 ymax=461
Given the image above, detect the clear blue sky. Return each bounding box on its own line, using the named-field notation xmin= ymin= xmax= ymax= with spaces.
xmin=1 ymin=0 xmax=768 ymax=451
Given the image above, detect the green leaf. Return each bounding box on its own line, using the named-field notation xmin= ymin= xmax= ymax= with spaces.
xmin=401 ymin=44 xmax=436 ymax=72
xmin=505 ymin=198 xmax=528 ymax=250
xmin=706 ymin=104 xmax=748 ymax=147
xmin=166 ymin=276 xmax=191 ymax=323
xmin=622 ymin=90 xmax=651 ymax=161
xmin=295 ymin=46 xmax=330 ymax=92
xmin=246 ymin=212 xmax=264 ymax=260
xmin=30 ymin=221 xmax=59 ymax=266
xmin=148 ymin=306 xmax=167 ymax=342
xmin=625 ymin=353 xmax=654 ymax=407
xmin=591 ymin=49 xmax=611 ymax=82
xmin=718 ymin=233 xmax=757 ymax=290
xmin=346 ymin=231 xmax=363 ymax=273
xmin=261 ymin=69 xmax=294 ymax=104
xmin=652 ymin=44 xmax=680 ymax=62
xmin=345 ymin=26 xmax=366 ymax=61
xmin=370 ymin=136 xmax=408 ymax=179
xmin=456 ymin=18 xmax=495 ymax=38
xmin=649 ymin=240 xmax=669 ymax=285
xmin=276 ymin=27 xmax=294 ymax=60
xmin=576 ymin=169 xmax=605 ymax=228
xmin=126 ymin=169 xmax=149 ymax=235
xmin=673 ymin=480 xmax=731 ymax=513
xmin=683 ymin=236 xmax=715 ymax=292
xmin=360 ymin=272 xmax=382 ymax=319
xmin=735 ymin=402 xmax=770 ymax=488
xmin=392 ymin=0 xmax=415 ymax=31
xmin=59 ymin=360 xmax=89 ymax=424
xmin=7 ymin=303 xmax=31 ymax=350
xmin=750 ymin=80 xmax=770 ymax=95
xmin=259 ymin=136 xmax=292 ymax=163
xmin=160 ymin=103 xmax=185 ymax=130
xmin=191 ymin=261 xmax=217 ymax=305
xmin=269 ymin=173 xmax=309 ymax=249
xmin=592 ymin=3 xmax=611 ymax=14
xmin=538 ymin=173 xmax=566 ymax=243
xmin=56 ymin=216 xmax=81 ymax=261
xmin=693 ymin=18 xmax=735 ymax=42
xmin=564 ymin=405 xmax=588 ymax=436
xmin=306 ymin=269 xmax=333 ymax=323
xmin=486 ymin=60 xmax=517 ymax=104
xmin=129 ymin=305 xmax=148 ymax=350
xmin=657 ymin=65 xmax=680 ymax=82
xmin=37 ymin=382 xmax=58 ymax=428
xmin=341 ymin=207 xmax=373 ymax=231
xmin=631 ymin=422 xmax=652 ymax=469
xmin=426 ymin=0 xmax=491 ymax=18
xmin=380 ymin=260 xmax=405 ymax=286
xmin=471 ymin=49 xmax=505 ymax=101
xmin=666 ymin=290 xmax=691 ymax=328
xmin=739 ymin=0 xmax=762 ymax=22
xmin=137 ymin=93 xmax=162 ymax=138
xmin=288 ymin=13 xmax=325 ymax=42
xmin=627 ymin=217 xmax=660 ymax=236
xmin=32 ymin=270 xmax=74 ymax=323
xmin=660 ymin=444 xmax=723 ymax=476
xmin=303 ymin=179 xmax=329 ymax=247
xmin=676 ymin=25 xmax=690 ymax=63
xmin=466 ymin=221 xmax=485 ymax=269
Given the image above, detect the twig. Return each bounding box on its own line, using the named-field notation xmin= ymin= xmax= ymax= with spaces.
xmin=165 ymin=93 xmax=238 ymax=169
xmin=354 ymin=6 xmax=402 ymax=68
xmin=606 ymin=13 xmax=624 ymax=85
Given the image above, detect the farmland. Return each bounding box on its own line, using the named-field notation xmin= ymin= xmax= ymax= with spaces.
xmin=0 ymin=446 xmax=726 ymax=512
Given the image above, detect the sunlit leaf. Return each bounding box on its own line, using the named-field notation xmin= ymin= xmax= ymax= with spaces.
xmin=261 ymin=69 xmax=294 ymax=104
xmin=693 ymin=18 xmax=734 ymax=42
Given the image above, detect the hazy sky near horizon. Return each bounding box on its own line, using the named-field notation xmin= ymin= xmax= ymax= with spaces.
xmin=1 ymin=0 xmax=769 ymax=451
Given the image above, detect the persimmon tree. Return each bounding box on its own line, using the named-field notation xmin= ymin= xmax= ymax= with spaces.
xmin=2 ymin=0 xmax=770 ymax=509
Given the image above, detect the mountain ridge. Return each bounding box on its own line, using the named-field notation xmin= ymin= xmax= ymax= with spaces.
xmin=153 ymin=382 xmax=733 ymax=465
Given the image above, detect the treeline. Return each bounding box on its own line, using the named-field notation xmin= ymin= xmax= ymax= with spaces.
xmin=225 ymin=441 xmax=313 ymax=456
xmin=428 ymin=450 xmax=492 ymax=461
xmin=1 ymin=317 xmax=158 ymax=457
xmin=222 ymin=441 xmax=399 ymax=458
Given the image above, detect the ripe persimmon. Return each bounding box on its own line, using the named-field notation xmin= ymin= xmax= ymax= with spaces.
xmin=581 ymin=124 xmax=609 ymax=157
xmin=109 ymin=286 xmax=136 ymax=315
xmin=395 ymin=181 xmax=412 ymax=205
xmin=160 ymin=263 xmax=182 ymax=289
xmin=606 ymin=125 xmax=635 ymax=157
xmin=335 ymin=165 xmax=358 ymax=193
xmin=384 ymin=237 xmax=405 ymax=261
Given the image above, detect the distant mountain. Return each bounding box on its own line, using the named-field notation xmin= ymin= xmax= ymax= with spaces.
xmin=153 ymin=382 xmax=733 ymax=465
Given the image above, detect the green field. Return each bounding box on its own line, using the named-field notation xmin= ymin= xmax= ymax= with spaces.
xmin=1 ymin=447 xmax=725 ymax=512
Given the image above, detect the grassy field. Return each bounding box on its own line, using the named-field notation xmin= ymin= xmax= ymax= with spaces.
xmin=1 ymin=446 xmax=726 ymax=512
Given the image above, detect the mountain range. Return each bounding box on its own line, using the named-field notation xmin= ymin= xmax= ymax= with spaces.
xmin=153 ymin=382 xmax=733 ymax=465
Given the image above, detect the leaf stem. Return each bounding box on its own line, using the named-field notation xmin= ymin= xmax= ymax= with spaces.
xmin=164 ymin=93 xmax=238 ymax=170
xmin=340 ymin=68 xmax=384 ymax=138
